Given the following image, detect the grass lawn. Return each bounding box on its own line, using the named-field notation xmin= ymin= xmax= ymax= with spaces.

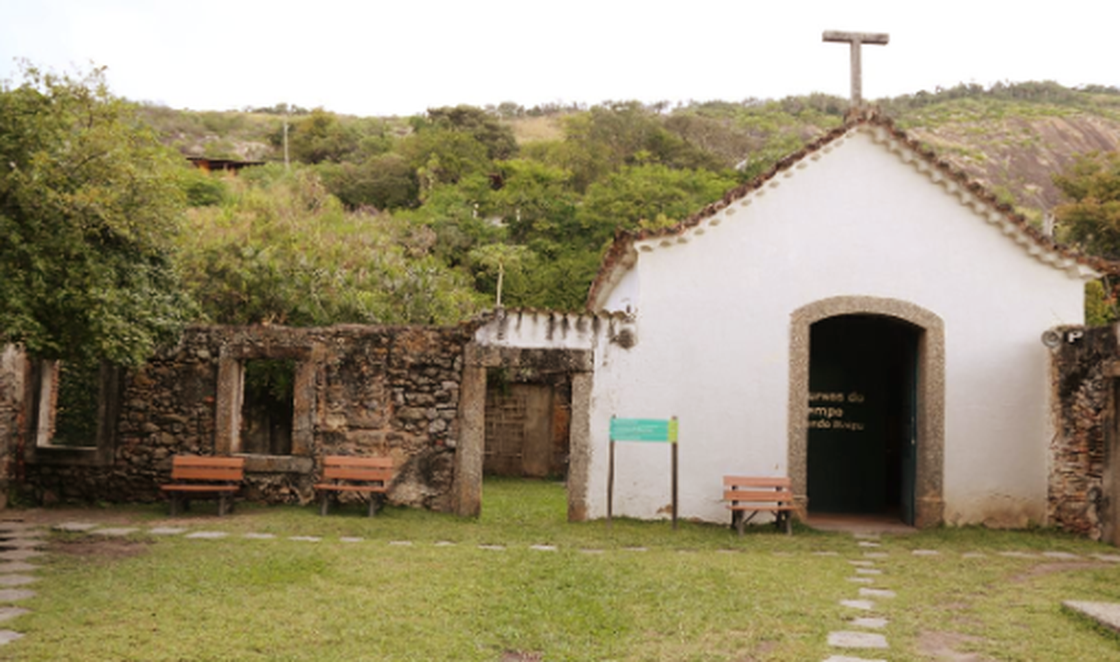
xmin=4 ymin=478 xmax=1120 ymax=661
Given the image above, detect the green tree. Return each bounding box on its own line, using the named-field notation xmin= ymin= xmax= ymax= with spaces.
xmin=0 ymin=65 xmax=193 ymax=366
xmin=576 ymin=164 xmax=737 ymax=247
xmin=469 ymin=244 xmax=534 ymax=308
xmin=488 ymin=159 xmax=579 ymax=244
xmin=424 ymin=105 xmax=518 ymax=160
xmin=1053 ymin=150 xmax=1120 ymax=258
xmin=179 ymin=166 xmax=483 ymax=325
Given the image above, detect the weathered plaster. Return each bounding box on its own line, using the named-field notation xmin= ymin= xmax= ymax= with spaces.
xmin=789 ymin=296 xmax=945 ymax=527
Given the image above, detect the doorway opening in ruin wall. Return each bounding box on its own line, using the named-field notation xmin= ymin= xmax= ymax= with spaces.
xmin=483 ymin=368 xmax=571 ymax=479
xmin=454 ymin=345 xmax=593 ymax=521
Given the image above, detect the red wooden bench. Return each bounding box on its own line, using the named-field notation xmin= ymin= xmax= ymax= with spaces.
xmin=160 ymin=456 xmax=244 ymax=516
xmin=723 ymin=476 xmax=795 ymax=535
xmin=314 ymin=456 xmax=394 ymax=517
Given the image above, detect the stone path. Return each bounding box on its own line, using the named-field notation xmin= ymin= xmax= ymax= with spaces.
xmin=0 ymin=522 xmax=46 ymax=647
xmin=0 ymin=519 xmax=1114 ymax=654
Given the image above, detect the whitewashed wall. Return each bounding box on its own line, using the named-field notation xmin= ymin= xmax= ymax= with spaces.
xmin=591 ymin=128 xmax=1087 ymax=526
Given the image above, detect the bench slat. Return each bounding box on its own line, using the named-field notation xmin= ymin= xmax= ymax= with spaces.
xmin=322 ymin=468 xmax=393 ymax=482
xmin=723 ymin=476 xmax=791 ymax=488
xmin=172 ymin=468 xmax=244 ymax=482
xmin=724 ymin=489 xmax=794 ymax=502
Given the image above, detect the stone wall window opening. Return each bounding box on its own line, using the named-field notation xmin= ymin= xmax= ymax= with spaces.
xmin=238 ymin=358 xmax=296 ymax=456
xmin=34 ymin=356 xmax=102 ymax=449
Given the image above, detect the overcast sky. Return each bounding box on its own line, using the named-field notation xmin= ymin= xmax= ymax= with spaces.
xmin=2 ymin=0 xmax=1117 ymax=117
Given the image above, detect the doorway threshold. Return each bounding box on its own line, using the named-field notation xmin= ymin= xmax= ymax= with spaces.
xmin=804 ymin=512 xmax=917 ymax=535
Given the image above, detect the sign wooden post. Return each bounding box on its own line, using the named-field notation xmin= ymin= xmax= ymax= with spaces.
xmin=607 ymin=416 xmax=680 ymax=530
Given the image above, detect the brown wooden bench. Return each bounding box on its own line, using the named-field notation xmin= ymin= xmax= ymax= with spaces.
xmin=160 ymin=456 xmax=245 ymax=517
xmin=723 ymin=476 xmax=795 ymax=535
xmin=314 ymin=456 xmax=394 ymax=517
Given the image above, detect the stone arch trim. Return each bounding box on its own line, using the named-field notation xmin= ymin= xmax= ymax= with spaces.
xmin=788 ymin=296 xmax=945 ymax=528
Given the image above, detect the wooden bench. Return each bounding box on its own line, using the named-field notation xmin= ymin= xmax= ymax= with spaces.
xmin=160 ymin=456 xmax=245 ymax=517
xmin=314 ymin=456 xmax=394 ymax=517
xmin=723 ymin=476 xmax=795 ymax=536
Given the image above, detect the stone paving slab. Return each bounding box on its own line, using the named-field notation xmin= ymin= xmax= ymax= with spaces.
xmin=622 ymin=547 xmax=648 ymax=552
xmin=912 ymin=549 xmax=940 ymax=556
xmin=0 ymin=550 xmax=44 ymax=562
xmin=1093 ymin=554 xmax=1120 ymax=563
xmin=388 ymin=540 xmax=412 ymax=546
xmin=857 ymin=541 xmax=881 ymax=548
xmin=859 ymin=588 xmax=896 ymax=599
xmin=530 ymin=544 xmax=558 ymax=552
xmin=813 ymin=551 xmax=840 ymax=557
xmin=850 ymin=617 xmax=888 ymax=629
xmin=185 ymin=531 xmax=228 ymax=540
xmin=0 ymin=606 xmax=29 ymax=623
xmin=848 ymin=560 xmax=875 ymax=567
xmin=0 ymin=562 xmax=39 ymax=574
xmin=962 ymin=552 xmax=987 ymax=559
xmin=0 ymin=630 xmax=23 ymax=645
xmin=478 ymin=545 xmax=505 ymax=551
xmin=242 ymin=533 xmax=276 ymax=540
xmin=53 ymin=522 xmax=98 ymax=532
xmin=855 ymin=568 xmax=882 ymax=575
xmin=340 ymin=537 xmax=363 ymax=543
xmin=434 ymin=541 xmax=456 ymax=547
xmin=91 ymin=527 xmax=139 ymax=537
xmin=148 ymin=527 xmax=187 ymax=536
xmin=0 ymin=589 xmax=35 ymax=602
xmin=2 ymin=539 xmax=46 ymax=549
xmin=998 ymin=551 xmax=1038 ymax=559
xmin=840 ymin=599 xmax=875 ymax=611
xmin=1063 ymin=600 xmax=1120 ymax=634
xmin=863 ymin=552 xmax=889 ymax=559
xmin=0 ymin=576 xmax=36 ymax=588
xmin=847 ymin=577 xmax=875 ymax=584
xmin=828 ymin=631 xmax=889 ymax=649
xmin=289 ymin=536 xmax=321 ymax=542
xmin=1043 ymin=551 xmax=1080 ymax=560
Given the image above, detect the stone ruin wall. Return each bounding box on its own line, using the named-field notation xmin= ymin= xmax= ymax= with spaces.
xmin=1048 ymin=324 xmax=1116 ymax=540
xmin=18 ymin=323 xmax=477 ymax=511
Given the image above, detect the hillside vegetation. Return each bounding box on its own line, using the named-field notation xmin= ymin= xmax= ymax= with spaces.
xmin=143 ymin=82 xmax=1120 ymax=319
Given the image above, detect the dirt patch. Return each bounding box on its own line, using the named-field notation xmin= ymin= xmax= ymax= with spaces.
xmin=917 ymin=630 xmax=993 ymax=661
xmin=1010 ymin=561 xmax=1109 ymax=583
xmin=500 ymin=651 xmax=542 ymax=662
xmin=49 ymin=537 xmax=153 ymax=562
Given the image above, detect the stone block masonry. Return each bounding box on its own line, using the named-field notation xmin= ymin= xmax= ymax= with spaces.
xmin=18 ymin=323 xmax=479 ymax=511
xmin=1047 ymin=324 xmax=1117 ymax=541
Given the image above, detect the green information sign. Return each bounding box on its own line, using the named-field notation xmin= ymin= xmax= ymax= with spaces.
xmin=608 ymin=415 xmax=680 ymax=529
xmin=610 ymin=417 xmax=679 ymax=443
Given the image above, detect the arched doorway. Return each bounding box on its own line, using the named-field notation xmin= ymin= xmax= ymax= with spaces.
xmin=788 ymin=297 xmax=945 ymax=528
xmin=807 ymin=315 xmax=919 ymax=523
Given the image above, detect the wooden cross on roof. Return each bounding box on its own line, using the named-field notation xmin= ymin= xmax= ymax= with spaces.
xmin=823 ymin=30 xmax=889 ymax=106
